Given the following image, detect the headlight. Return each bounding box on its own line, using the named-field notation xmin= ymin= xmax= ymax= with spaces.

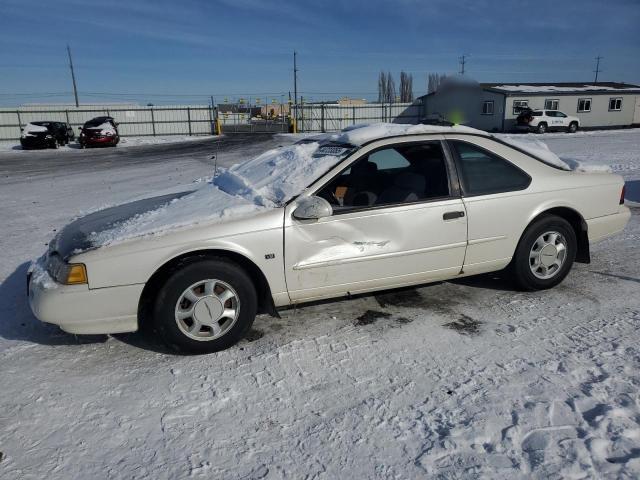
xmin=45 ymin=134 xmax=53 ymax=139
xmin=104 ymin=131 xmax=114 ymax=136
xmin=48 ymin=255 xmax=88 ymax=285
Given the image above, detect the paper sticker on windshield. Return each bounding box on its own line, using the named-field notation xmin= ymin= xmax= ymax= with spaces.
xmin=314 ymin=146 xmax=351 ymax=157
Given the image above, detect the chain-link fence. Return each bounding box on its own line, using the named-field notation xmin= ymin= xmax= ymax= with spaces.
xmin=0 ymin=105 xmax=216 ymax=141
xmin=293 ymin=102 xmax=422 ymax=133
xmin=0 ymin=101 xmax=425 ymax=140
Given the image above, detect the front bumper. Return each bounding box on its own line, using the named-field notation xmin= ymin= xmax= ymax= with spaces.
xmin=27 ymin=262 xmax=143 ymax=335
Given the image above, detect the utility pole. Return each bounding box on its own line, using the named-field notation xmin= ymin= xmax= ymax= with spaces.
xmin=293 ymin=51 xmax=298 ymax=122
xmin=67 ymin=44 xmax=79 ymax=107
xmin=459 ymin=54 xmax=467 ymax=75
xmin=593 ymin=56 xmax=603 ymax=84
xmin=293 ymin=51 xmax=298 ymax=106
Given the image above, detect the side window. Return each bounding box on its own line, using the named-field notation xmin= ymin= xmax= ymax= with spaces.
xmin=609 ymin=97 xmax=622 ymax=111
xmin=317 ymin=142 xmax=451 ymax=210
xmin=513 ymin=100 xmax=528 ymax=115
xmin=544 ymin=99 xmax=559 ymax=110
xmin=577 ymin=98 xmax=592 ymax=112
xmin=481 ymin=100 xmax=494 ymax=115
xmin=368 ymin=148 xmax=410 ymax=170
xmin=451 ymin=141 xmax=530 ymax=196
xmin=556 ymin=111 xmax=567 ymax=118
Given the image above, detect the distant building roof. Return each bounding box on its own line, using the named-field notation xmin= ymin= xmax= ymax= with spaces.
xmin=481 ymin=82 xmax=640 ymax=94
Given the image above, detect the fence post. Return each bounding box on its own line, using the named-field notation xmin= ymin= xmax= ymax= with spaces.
xmin=320 ymin=103 xmax=325 ymax=133
xmin=151 ymin=108 xmax=156 ymax=136
xmin=16 ymin=110 xmax=21 ymax=138
xmin=187 ymin=107 xmax=192 ymax=136
xmin=352 ymin=105 xmax=356 ymax=125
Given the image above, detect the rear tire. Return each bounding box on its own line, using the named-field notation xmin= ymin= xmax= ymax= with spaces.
xmin=510 ymin=215 xmax=576 ymax=291
xmin=568 ymin=122 xmax=578 ymax=133
xmin=153 ymin=258 xmax=258 ymax=354
xmin=537 ymin=122 xmax=547 ymax=134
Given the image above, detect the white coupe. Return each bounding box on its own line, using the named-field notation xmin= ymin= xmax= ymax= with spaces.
xmin=28 ymin=124 xmax=630 ymax=353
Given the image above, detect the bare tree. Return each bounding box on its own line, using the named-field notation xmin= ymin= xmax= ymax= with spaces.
xmin=378 ymin=71 xmax=388 ymax=103
xmin=385 ymin=71 xmax=396 ymax=103
xmin=399 ymin=71 xmax=413 ymax=102
xmin=427 ymin=73 xmax=447 ymax=94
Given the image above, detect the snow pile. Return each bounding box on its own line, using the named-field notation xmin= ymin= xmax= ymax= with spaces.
xmin=28 ymin=257 xmax=57 ymax=290
xmin=89 ymin=142 xmax=345 ymax=246
xmin=498 ymin=134 xmax=613 ymax=173
xmin=22 ymin=123 xmax=48 ymax=136
xmin=89 ymin=185 xmax=264 ymax=246
xmin=498 ymin=135 xmax=571 ymax=170
xmin=329 ymin=122 xmax=486 ymax=146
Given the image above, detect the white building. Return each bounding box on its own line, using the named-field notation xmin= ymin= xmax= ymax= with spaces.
xmin=420 ymin=82 xmax=640 ymax=132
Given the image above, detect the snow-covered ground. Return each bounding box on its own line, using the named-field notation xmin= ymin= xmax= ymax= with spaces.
xmin=0 ymin=134 xmax=217 ymax=153
xmin=0 ymin=129 xmax=639 ymax=479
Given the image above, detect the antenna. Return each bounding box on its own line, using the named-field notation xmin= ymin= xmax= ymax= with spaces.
xmin=212 ymin=140 xmax=221 ymax=177
xmin=67 ymin=44 xmax=79 ymax=107
xmin=593 ymin=56 xmax=603 ymax=84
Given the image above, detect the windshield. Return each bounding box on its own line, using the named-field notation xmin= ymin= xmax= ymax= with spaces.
xmin=213 ymin=140 xmax=357 ymax=206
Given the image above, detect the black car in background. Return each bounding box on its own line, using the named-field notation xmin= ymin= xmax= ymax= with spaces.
xmin=20 ymin=121 xmax=74 ymax=149
xmin=79 ymin=116 xmax=120 ymax=148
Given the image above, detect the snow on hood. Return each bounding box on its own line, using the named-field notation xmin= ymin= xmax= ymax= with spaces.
xmin=23 ymin=123 xmax=49 ymax=135
xmin=84 ymin=141 xmax=347 ymax=248
xmin=497 ymin=135 xmax=612 ymax=173
xmin=85 ymin=122 xmax=116 ymax=134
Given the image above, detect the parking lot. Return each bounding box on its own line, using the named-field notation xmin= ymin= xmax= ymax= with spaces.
xmin=1 ymin=130 xmax=639 ymax=479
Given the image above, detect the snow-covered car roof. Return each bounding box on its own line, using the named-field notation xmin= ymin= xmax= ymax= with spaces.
xmin=318 ymin=122 xmax=489 ymax=146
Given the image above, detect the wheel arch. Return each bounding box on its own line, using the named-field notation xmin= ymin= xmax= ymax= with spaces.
xmin=523 ymin=206 xmax=590 ymax=263
xmin=137 ymin=248 xmax=279 ymax=329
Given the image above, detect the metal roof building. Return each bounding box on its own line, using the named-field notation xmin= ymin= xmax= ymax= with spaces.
xmin=420 ymin=82 xmax=640 ymax=132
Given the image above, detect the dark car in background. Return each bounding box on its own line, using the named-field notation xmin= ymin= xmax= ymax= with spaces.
xmin=20 ymin=121 xmax=74 ymax=149
xmin=79 ymin=116 xmax=120 ymax=148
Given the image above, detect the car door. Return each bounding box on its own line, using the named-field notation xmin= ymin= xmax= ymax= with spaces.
xmin=444 ymin=136 xmax=533 ymax=276
xmin=554 ymin=111 xmax=569 ymax=128
xmin=283 ymin=138 xmax=468 ymax=303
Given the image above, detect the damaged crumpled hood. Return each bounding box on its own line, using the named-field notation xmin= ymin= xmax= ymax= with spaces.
xmin=50 ymin=191 xmax=194 ymax=260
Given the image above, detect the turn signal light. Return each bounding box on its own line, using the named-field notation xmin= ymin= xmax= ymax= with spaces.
xmin=66 ymin=264 xmax=88 ymax=285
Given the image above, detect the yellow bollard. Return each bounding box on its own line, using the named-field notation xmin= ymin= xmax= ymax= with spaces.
xmin=215 ymin=118 xmax=222 ymax=135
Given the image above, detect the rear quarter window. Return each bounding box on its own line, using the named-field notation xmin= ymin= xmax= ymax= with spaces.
xmin=450 ymin=140 xmax=531 ymax=196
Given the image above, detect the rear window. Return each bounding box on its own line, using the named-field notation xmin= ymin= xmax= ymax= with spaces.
xmin=531 ymin=111 xmax=542 ymax=116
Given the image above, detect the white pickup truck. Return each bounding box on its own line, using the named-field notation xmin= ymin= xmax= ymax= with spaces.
xmin=516 ymin=109 xmax=580 ymax=134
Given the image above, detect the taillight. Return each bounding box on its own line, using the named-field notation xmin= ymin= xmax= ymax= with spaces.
xmin=620 ymin=184 xmax=626 ymax=205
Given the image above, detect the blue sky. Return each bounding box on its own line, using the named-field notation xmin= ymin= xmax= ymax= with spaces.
xmin=0 ymin=0 xmax=639 ymax=105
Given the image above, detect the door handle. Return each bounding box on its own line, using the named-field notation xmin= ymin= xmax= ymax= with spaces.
xmin=443 ymin=211 xmax=465 ymax=220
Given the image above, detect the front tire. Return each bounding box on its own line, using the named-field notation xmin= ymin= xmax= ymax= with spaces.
xmin=568 ymin=122 xmax=578 ymax=133
xmin=510 ymin=215 xmax=576 ymax=291
xmin=153 ymin=258 xmax=258 ymax=354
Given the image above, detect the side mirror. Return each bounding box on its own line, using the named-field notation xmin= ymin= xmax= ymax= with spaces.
xmin=292 ymin=196 xmax=333 ymax=220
